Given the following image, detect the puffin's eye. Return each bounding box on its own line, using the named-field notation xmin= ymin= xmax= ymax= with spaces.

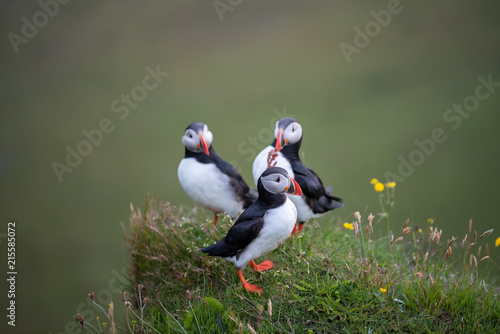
xmin=188 ymin=133 xmax=193 ymax=138
xmin=275 ymin=177 xmax=280 ymax=183
xmin=292 ymin=127 xmax=295 ymax=132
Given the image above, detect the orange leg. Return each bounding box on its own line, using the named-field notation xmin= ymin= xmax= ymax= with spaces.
xmin=250 ymin=260 xmax=275 ymax=272
xmin=211 ymin=214 xmax=219 ymax=227
xmin=237 ymin=270 xmax=262 ymax=293
xmin=291 ymin=223 xmax=305 ymax=235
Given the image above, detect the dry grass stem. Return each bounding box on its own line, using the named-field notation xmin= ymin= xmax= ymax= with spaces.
xmin=466 ymin=242 xmax=476 ymax=255
xmin=402 ymin=219 xmax=409 ymax=230
xmin=479 ymin=229 xmax=494 ymax=239
xmin=447 ymin=237 xmax=456 ymax=248
xmin=461 ymin=234 xmax=468 ymax=248
xmin=446 ymin=247 xmax=452 ymax=260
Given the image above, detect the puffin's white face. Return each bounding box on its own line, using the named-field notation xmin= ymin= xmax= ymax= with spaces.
xmin=260 ymin=170 xmax=302 ymax=196
xmin=261 ymin=171 xmax=290 ymax=194
xmin=182 ymin=124 xmax=213 ymax=155
xmin=274 ymin=121 xmax=302 ymax=146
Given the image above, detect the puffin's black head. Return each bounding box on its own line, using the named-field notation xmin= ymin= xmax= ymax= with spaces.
xmin=258 ymin=167 xmax=302 ymax=196
xmin=274 ymin=118 xmax=302 ymax=151
xmin=182 ymin=122 xmax=213 ymax=155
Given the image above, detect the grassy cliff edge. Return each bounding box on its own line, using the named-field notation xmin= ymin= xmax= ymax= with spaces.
xmin=113 ymin=196 xmax=500 ymax=333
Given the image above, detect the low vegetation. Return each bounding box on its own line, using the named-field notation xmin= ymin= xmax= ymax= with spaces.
xmin=76 ymin=183 xmax=500 ymax=333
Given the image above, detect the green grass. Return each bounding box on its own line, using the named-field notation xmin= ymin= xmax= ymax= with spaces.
xmin=80 ymin=196 xmax=499 ymax=333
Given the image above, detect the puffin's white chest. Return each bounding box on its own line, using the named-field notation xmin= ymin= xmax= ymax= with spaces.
xmin=177 ymin=158 xmax=242 ymax=217
xmin=232 ymin=198 xmax=297 ymax=269
xmin=252 ymin=146 xmax=294 ymax=185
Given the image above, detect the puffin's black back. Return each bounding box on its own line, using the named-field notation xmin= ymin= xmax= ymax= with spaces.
xmin=290 ymin=160 xmax=343 ymax=213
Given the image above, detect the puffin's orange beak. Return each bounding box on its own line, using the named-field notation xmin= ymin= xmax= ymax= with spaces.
xmin=275 ymin=128 xmax=285 ymax=151
xmin=287 ymin=177 xmax=302 ymax=196
xmin=199 ymin=133 xmax=209 ymax=155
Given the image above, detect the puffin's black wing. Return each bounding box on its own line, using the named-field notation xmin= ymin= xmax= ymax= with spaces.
xmin=291 ymin=161 xmax=343 ymax=214
xmin=211 ymin=149 xmax=258 ymax=208
xmin=200 ymin=216 xmax=264 ymax=258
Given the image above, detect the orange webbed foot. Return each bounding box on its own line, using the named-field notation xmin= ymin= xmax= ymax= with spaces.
xmin=237 ymin=270 xmax=262 ymax=294
xmin=250 ymin=260 xmax=275 ymax=272
xmin=242 ymin=282 xmax=263 ymax=293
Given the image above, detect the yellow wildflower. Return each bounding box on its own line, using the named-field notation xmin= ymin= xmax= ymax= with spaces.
xmin=380 ymin=287 xmax=387 ymax=293
xmin=418 ymin=229 xmax=422 ymax=233
xmin=344 ymin=222 xmax=354 ymax=230
xmin=386 ymin=182 xmax=396 ymax=188
xmin=370 ymin=178 xmax=378 ymax=184
xmin=428 ymin=218 xmax=434 ymax=224
xmin=495 ymin=236 xmax=500 ymax=247
xmin=374 ymin=182 xmax=384 ymax=192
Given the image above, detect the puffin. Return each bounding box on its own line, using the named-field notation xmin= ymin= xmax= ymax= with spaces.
xmin=252 ymin=117 xmax=343 ymax=233
xmin=178 ymin=122 xmax=257 ymax=226
xmin=201 ymin=167 xmax=302 ymax=293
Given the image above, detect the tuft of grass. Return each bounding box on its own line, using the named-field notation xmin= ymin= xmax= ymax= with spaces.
xmin=77 ymin=193 xmax=500 ymax=333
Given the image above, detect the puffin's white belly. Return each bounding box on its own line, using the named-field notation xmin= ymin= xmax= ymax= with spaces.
xmin=252 ymin=146 xmax=294 ymax=185
xmin=178 ymin=158 xmax=242 ymax=217
xmin=229 ymin=198 xmax=297 ymax=269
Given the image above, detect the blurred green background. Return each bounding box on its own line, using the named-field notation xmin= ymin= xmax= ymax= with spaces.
xmin=1 ymin=1 xmax=500 ymax=333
